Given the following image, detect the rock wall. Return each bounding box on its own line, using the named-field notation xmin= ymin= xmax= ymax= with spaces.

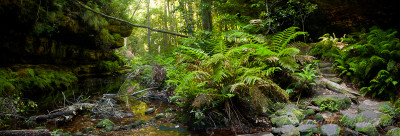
xmin=0 ymin=0 xmax=132 ymax=75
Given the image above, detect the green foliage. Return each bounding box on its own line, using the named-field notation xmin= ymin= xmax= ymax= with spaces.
xmin=97 ymin=60 xmax=120 ymax=73
xmin=166 ymin=27 xmax=310 ymax=127
xmin=0 ymin=67 xmax=78 ymax=97
xmin=313 ymin=26 xmax=400 ymax=99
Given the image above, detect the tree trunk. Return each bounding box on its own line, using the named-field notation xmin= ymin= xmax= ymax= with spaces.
xmin=201 ymin=0 xmax=213 ymax=32
xmin=147 ymin=0 xmax=152 ymax=54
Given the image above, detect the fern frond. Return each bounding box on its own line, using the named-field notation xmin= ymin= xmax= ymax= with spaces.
xmin=271 ymin=27 xmax=307 ymax=51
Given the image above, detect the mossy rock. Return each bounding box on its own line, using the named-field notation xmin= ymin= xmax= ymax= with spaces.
xmin=340 ymin=110 xmax=392 ymax=128
xmin=387 ymin=127 xmax=400 ymax=136
xmin=96 ymin=119 xmax=115 ymax=132
xmin=271 ymin=116 xmax=300 ymax=127
xmin=130 ymin=120 xmax=146 ymax=128
xmin=297 ymin=124 xmax=318 ymax=136
xmin=271 ymin=104 xmax=305 ymax=127
xmin=311 ymin=95 xmax=351 ymax=111
xmin=355 ymin=122 xmax=379 ymax=136
xmin=275 ymin=104 xmax=305 ymax=121
xmin=155 ymin=113 xmax=166 ymax=119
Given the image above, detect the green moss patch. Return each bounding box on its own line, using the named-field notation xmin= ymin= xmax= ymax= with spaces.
xmin=311 ymin=95 xmax=351 ymax=111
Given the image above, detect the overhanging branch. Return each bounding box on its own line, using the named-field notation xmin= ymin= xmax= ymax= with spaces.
xmin=73 ymin=0 xmax=189 ymax=38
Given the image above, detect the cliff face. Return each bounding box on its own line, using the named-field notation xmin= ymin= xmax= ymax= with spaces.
xmin=308 ymin=0 xmax=399 ymax=37
xmin=0 ymin=0 xmax=132 ymax=75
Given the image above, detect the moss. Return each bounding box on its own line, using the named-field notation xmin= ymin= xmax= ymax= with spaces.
xmin=96 ymin=119 xmax=115 ymax=132
xmin=311 ymin=95 xmax=351 ymax=111
xmin=355 ymin=123 xmax=379 ymax=136
xmin=305 ymin=109 xmax=315 ymax=116
xmin=339 ymin=113 xmax=357 ymax=128
xmin=97 ymin=60 xmax=120 ymax=73
xmin=387 ymin=128 xmax=400 ymax=136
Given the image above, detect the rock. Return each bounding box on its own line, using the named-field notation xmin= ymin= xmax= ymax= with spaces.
xmin=384 ymin=126 xmax=397 ymax=132
xmin=272 ymin=125 xmax=300 ymax=136
xmin=342 ymin=127 xmax=359 ymax=136
xmin=320 ymin=67 xmax=333 ymax=74
xmin=297 ymin=124 xmax=318 ymax=136
xmin=339 ymin=112 xmax=358 ymax=128
xmin=300 ymin=119 xmax=316 ymax=125
xmin=145 ymin=108 xmax=156 ymax=114
xmin=315 ymin=113 xmax=324 ymax=122
xmin=306 ymin=106 xmax=321 ymax=112
xmin=358 ymin=100 xmax=385 ymax=112
xmin=96 ymin=119 xmax=115 ymax=132
xmin=74 ymin=132 xmax=83 ymax=136
xmin=319 ymin=62 xmax=333 ymax=68
xmin=355 ymin=122 xmax=379 ymax=136
xmin=82 ymin=127 xmax=94 ymax=133
xmin=358 ymin=110 xmax=392 ymax=127
xmin=387 ymin=127 xmax=400 ymax=136
xmin=311 ymin=95 xmax=351 ymax=111
xmin=327 ymin=77 xmax=342 ymax=84
xmin=270 ymin=104 xmax=304 ymax=127
xmin=237 ymin=132 xmax=274 ymax=136
xmin=320 ymin=124 xmax=340 ymax=136
xmin=130 ymin=120 xmax=146 ymax=128
xmin=155 ymin=113 xmax=166 ymax=119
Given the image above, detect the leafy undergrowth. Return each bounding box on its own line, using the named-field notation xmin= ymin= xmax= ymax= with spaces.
xmin=163 ymin=27 xmax=317 ymax=130
xmin=311 ymin=26 xmax=400 ymax=100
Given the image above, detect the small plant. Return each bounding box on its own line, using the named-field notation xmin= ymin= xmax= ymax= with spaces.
xmin=320 ymin=101 xmax=339 ymax=111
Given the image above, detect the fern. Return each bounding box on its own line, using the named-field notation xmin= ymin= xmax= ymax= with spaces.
xmin=270 ymin=27 xmax=307 ymax=51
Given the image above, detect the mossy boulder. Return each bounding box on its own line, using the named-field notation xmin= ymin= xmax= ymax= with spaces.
xmin=297 ymin=124 xmax=318 ymax=136
xmin=96 ymin=119 xmax=115 ymax=132
xmin=304 ymin=109 xmax=315 ymax=117
xmin=340 ymin=110 xmax=392 ymax=128
xmin=311 ymin=95 xmax=351 ymax=111
xmin=130 ymin=120 xmax=146 ymax=128
xmin=270 ymin=104 xmax=305 ymax=127
xmin=155 ymin=113 xmax=166 ymax=119
xmin=355 ymin=122 xmax=379 ymax=136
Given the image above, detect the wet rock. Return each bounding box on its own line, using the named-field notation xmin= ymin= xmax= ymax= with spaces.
xmin=130 ymin=120 xmax=146 ymax=128
xmin=311 ymin=95 xmax=351 ymax=111
xmin=339 ymin=111 xmax=358 ymax=128
xmin=355 ymin=122 xmax=379 ymax=136
xmin=272 ymin=125 xmax=300 ymax=136
xmin=145 ymin=108 xmax=156 ymax=114
xmin=270 ymin=104 xmax=304 ymax=127
xmin=155 ymin=113 xmax=166 ymax=119
xmin=297 ymin=124 xmax=318 ymax=136
xmin=320 ymin=124 xmax=340 ymax=136
xmin=387 ymin=127 xmax=400 ymax=136
xmin=96 ymin=119 xmax=115 ymax=132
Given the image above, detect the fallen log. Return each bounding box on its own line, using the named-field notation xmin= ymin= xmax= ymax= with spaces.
xmin=29 ymin=110 xmax=76 ymax=122
xmin=0 ymin=129 xmax=51 ymax=136
xmin=29 ymin=103 xmax=95 ymax=122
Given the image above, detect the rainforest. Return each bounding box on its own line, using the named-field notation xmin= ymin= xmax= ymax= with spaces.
xmin=1 ymin=0 xmax=400 ymax=136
